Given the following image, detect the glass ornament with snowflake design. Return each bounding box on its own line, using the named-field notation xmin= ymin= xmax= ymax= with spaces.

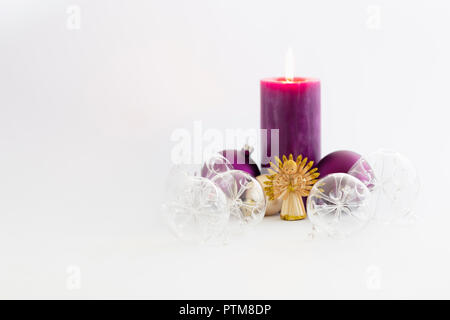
xmin=212 ymin=170 xmax=266 ymax=234
xmin=348 ymin=149 xmax=419 ymax=224
xmin=163 ymin=164 xmax=229 ymax=244
xmin=307 ymin=173 xmax=372 ymax=238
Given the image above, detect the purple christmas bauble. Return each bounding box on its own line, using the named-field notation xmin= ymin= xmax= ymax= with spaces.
xmin=317 ymin=150 xmax=362 ymax=179
xmin=220 ymin=148 xmax=260 ymax=178
xmin=201 ymin=146 xmax=261 ymax=179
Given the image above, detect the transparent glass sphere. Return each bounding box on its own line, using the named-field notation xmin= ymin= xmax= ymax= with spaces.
xmin=212 ymin=170 xmax=266 ymax=233
xmin=163 ymin=164 xmax=229 ymax=244
xmin=201 ymin=153 xmax=233 ymax=179
xmin=307 ymin=173 xmax=372 ymax=238
xmin=348 ymin=149 xmax=419 ymax=224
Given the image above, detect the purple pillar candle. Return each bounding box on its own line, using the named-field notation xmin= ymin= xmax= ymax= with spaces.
xmin=260 ymin=77 xmax=321 ymax=170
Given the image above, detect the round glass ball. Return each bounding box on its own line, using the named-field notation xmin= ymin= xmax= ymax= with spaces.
xmin=307 ymin=173 xmax=372 ymax=238
xmin=163 ymin=165 xmax=229 ymax=244
xmin=211 ymin=170 xmax=266 ymax=233
xmin=349 ymin=149 xmax=419 ymax=223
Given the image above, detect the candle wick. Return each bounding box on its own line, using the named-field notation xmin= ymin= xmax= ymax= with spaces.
xmin=285 ymin=47 xmax=295 ymax=82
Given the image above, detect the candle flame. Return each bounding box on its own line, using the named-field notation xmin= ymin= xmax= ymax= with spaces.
xmin=285 ymin=47 xmax=295 ymax=82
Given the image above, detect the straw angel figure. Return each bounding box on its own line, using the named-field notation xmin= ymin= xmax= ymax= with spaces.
xmin=264 ymin=154 xmax=320 ymax=220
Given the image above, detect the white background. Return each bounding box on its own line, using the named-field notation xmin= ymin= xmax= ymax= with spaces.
xmin=0 ymin=0 xmax=449 ymax=299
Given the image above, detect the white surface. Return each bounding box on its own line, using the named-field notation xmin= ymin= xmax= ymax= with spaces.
xmin=0 ymin=0 xmax=449 ymax=299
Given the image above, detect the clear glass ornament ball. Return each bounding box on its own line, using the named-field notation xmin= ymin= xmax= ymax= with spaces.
xmin=163 ymin=165 xmax=229 ymax=244
xmin=349 ymin=149 xmax=420 ymax=224
xmin=307 ymin=173 xmax=372 ymax=238
xmin=201 ymin=153 xmax=233 ymax=179
xmin=211 ymin=170 xmax=266 ymax=233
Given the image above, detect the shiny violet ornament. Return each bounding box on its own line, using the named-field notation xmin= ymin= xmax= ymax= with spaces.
xmin=201 ymin=145 xmax=260 ymax=179
xmin=307 ymin=173 xmax=372 ymax=238
xmin=316 ymin=150 xmax=362 ymax=179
